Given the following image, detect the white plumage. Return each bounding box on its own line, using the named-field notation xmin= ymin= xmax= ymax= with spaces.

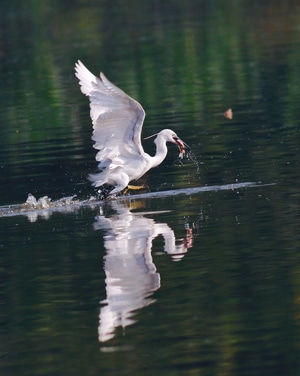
xmin=75 ymin=60 xmax=186 ymax=197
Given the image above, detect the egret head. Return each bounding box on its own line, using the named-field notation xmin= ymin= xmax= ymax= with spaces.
xmin=145 ymin=129 xmax=187 ymax=159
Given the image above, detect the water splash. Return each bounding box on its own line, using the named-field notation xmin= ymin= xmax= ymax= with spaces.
xmin=0 ymin=182 xmax=267 ymax=220
xmin=185 ymin=149 xmax=202 ymax=175
xmin=0 ymin=193 xmax=97 ymax=221
xmin=173 ymin=144 xmax=202 ymax=176
xmin=25 ymin=193 xmax=79 ymax=209
xmin=174 ymin=148 xmax=202 ymax=178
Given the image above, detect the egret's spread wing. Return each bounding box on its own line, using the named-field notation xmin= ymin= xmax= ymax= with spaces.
xmin=75 ymin=60 xmax=146 ymax=165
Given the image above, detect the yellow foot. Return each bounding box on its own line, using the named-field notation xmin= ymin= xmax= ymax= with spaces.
xmin=123 ymin=184 xmax=145 ymax=195
xmin=127 ymin=184 xmax=145 ymax=190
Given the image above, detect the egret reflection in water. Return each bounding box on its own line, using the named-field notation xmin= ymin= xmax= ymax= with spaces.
xmin=94 ymin=200 xmax=193 ymax=342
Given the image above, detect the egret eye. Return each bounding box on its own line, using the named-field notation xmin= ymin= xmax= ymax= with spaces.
xmin=173 ymin=135 xmax=178 ymax=140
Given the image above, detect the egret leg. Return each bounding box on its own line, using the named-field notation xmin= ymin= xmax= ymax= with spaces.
xmin=123 ymin=184 xmax=145 ymax=195
xmin=128 ymin=184 xmax=145 ymax=190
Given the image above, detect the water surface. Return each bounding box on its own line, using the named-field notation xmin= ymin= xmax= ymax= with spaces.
xmin=1 ymin=1 xmax=300 ymax=375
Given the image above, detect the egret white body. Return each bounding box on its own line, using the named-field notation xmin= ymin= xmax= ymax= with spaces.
xmin=75 ymin=61 xmax=186 ymax=196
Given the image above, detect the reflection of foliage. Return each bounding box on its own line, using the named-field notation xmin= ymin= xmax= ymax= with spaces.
xmin=1 ymin=0 xmax=299 ymax=180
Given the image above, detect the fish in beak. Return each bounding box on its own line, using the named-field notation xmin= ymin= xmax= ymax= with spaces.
xmin=173 ymin=136 xmax=187 ymax=159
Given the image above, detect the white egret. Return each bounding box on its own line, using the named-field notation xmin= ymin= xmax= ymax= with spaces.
xmin=75 ymin=60 xmax=186 ymax=197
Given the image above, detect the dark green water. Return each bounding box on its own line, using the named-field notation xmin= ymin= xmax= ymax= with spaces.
xmin=1 ymin=1 xmax=300 ymax=375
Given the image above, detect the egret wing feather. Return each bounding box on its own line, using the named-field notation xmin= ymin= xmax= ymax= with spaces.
xmin=75 ymin=60 xmax=146 ymax=164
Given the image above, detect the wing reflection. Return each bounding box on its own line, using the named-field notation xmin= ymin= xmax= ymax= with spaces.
xmin=94 ymin=201 xmax=192 ymax=342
